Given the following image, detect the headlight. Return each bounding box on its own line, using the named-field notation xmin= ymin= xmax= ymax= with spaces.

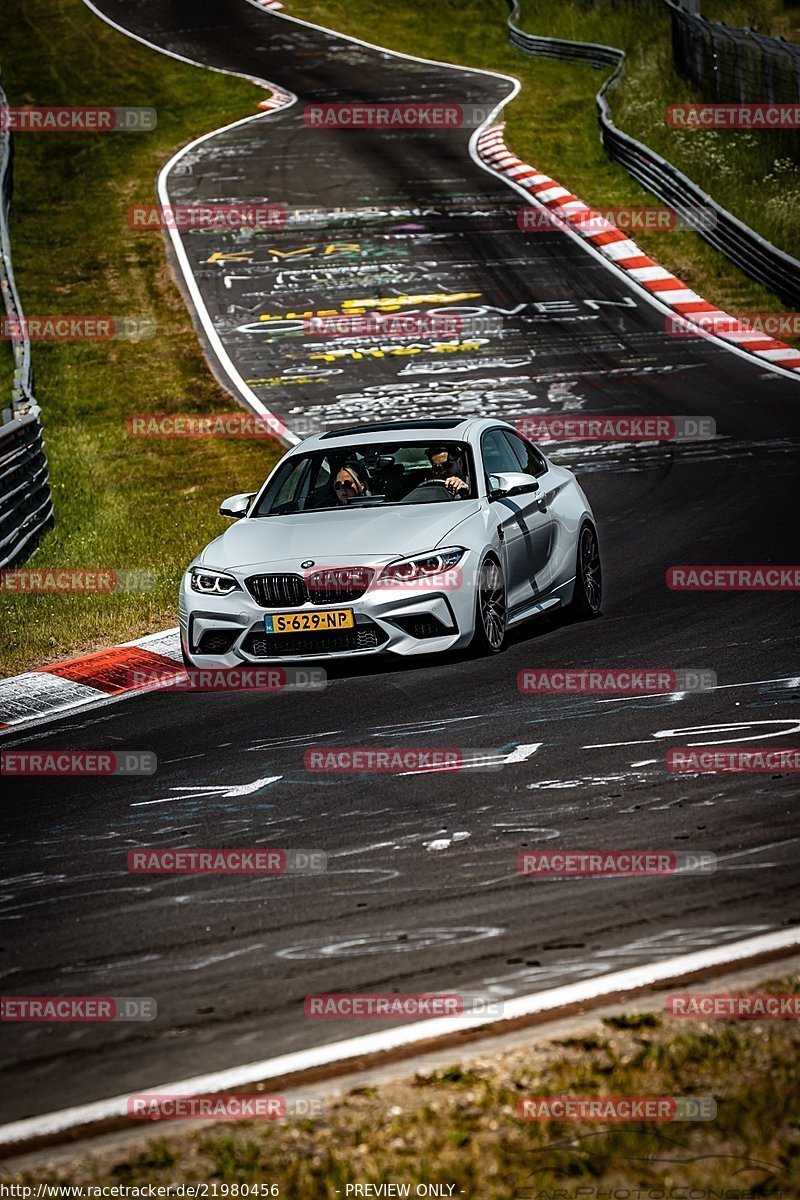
xmin=379 ymin=547 xmax=465 ymax=584
xmin=189 ymin=567 xmax=240 ymax=596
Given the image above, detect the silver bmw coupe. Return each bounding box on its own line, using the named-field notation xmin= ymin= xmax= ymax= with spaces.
xmin=179 ymin=417 xmax=601 ymax=666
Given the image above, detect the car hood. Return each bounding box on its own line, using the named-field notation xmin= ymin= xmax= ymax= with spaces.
xmin=200 ymin=501 xmax=483 ymax=570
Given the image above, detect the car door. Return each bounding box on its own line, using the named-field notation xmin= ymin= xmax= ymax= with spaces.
xmin=480 ymin=428 xmax=552 ymax=613
xmin=506 ymin=426 xmax=573 ymax=572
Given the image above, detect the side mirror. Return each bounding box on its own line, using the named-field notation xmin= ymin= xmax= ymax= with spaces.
xmin=219 ymin=492 xmax=255 ymax=520
xmin=488 ymin=472 xmax=541 ymax=500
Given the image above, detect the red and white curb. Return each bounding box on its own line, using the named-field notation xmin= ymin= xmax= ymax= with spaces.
xmin=477 ymin=124 xmax=800 ymax=376
xmin=0 ymin=628 xmax=183 ymax=730
xmin=258 ymin=84 xmax=293 ymax=112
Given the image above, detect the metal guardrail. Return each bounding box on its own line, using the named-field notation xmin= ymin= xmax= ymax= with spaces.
xmin=0 ymin=406 xmax=53 ymax=566
xmin=505 ymin=0 xmax=800 ymax=311
xmin=668 ymin=0 xmax=800 ymax=103
xmin=0 ymin=78 xmax=54 ymax=568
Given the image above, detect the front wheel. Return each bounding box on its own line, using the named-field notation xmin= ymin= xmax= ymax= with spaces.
xmin=470 ymin=555 xmax=508 ymax=654
xmin=567 ymin=522 xmax=602 ymax=619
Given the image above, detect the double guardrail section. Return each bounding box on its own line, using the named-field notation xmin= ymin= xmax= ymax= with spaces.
xmin=0 ymin=79 xmax=54 ymax=569
xmin=505 ymin=0 xmax=800 ymax=310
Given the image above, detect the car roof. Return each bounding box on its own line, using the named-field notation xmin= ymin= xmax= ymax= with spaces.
xmin=295 ymin=416 xmax=514 ymax=450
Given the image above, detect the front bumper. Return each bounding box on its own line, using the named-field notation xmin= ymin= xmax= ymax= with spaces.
xmin=179 ymin=560 xmax=476 ymax=665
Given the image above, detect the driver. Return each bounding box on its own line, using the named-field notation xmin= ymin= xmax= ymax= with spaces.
xmin=426 ymin=445 xmax=469 ymax=497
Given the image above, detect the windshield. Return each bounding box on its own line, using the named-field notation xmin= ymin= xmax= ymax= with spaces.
xmin=252 ymin=441 xmax=476 ymax=517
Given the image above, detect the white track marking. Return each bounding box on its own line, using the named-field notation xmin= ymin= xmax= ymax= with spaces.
xmin=598 ymin=674 xmax=800 ymax=703
xmin=587 ymin=716 xmax=800 ymax=749
xmin=130 ymin=776 xmax=282 ymax=806
xmin=78 ymin=0 xmax=529 ymax=443
xmin=397 ymin=743 xmax=543 ymax=776
xmin=716 ymin=836 xmax=800 ymax=863
xmin=1 ymin=925 xmax=797 ymax=1150
xmin=80 ymin=0 xmax=301 ymax=444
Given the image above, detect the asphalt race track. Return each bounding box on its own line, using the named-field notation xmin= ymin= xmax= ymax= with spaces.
xmin=1 ymin=0 xmax=799 ymax=1124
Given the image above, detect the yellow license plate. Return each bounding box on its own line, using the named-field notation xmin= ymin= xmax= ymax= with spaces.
xmin=264 ymin=609 xmax=355 ymax=634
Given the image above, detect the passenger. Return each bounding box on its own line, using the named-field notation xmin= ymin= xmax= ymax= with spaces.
xmin=334 ymin=461 xmax=371 ymax=505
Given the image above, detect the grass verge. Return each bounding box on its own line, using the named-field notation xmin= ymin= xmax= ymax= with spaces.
xmin=1 ymin=0 xmax=283 ymax=677
xmin=8 ymin=974 xmax=800 ymax=1193
xmin=489 ymin=0 xmax=800 ymax=268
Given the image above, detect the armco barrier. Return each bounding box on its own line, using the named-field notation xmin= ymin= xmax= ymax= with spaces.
xmin=505 ymin=0 xmax=800 ymax=310
xmin=668 ymin=2 xmax=800 ymax=104
xmin=0 ymin=405 xmax=53 ymax=567
xmin=0 ymin=79 xmax=54 ymax=567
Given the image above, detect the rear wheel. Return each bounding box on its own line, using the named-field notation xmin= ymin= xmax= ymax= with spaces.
xmin=471 ymin=555 xmax=508 ymax=654
xmin=567 ymin=522 xmax=602 ymax=618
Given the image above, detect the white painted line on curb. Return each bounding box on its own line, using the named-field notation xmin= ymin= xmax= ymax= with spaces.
xmin=1 ymin=925 xmax=797 ymax=1149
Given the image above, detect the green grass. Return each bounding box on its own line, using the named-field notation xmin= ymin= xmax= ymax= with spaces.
xmin=509 ymin=0 xmax=800 ymax=266
xmin=1 ymin=0 xmax=283 ymax=676
xmin=9 ymin=975 xmax=800 ymax=1194
xmin=0 ymin=336 xmax=15 ymax=405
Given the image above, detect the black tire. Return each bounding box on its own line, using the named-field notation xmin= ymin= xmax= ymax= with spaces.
xmin=567 ymin=522 xmax=602 ymax=619
xmin=470 ymin=554 xmax=508 ymax=654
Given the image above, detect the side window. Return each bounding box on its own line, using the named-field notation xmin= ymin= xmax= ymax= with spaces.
xmin=503 ymin=431 xmax=547 ymax=478
xmin=313 ymin=457 xmax=332 ymax=491
xmin=275 ymin=459 xmax=309 ymax=505
xmin=257 ymin=456 xmax=311 ymax=513
xmin=481 ymin=429 xmax=522 ymax=481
